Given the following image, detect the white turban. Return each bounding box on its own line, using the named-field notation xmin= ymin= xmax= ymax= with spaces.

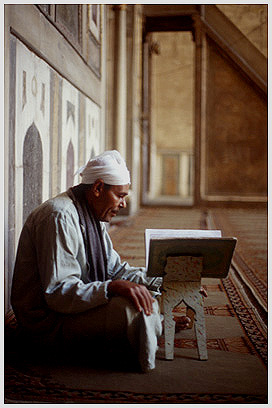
xmin=79 ymin=150 xmax=131 ymax=185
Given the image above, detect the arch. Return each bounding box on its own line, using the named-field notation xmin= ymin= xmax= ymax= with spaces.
xmin=66 ymin=140 xmax=75 ymax=188
xmin=23 ymin=122 xmax=43 ymax=223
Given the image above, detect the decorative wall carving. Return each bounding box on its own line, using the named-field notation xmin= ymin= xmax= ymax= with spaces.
xmin=14 ymin=38 xmax=50 ymax=244
xmin=61 ymin=80 xmax=79 ymax=191
xmin=88 ymin=5 xmax=100 ymax=42
xmin=11 ymin=35 xmax=102 ymax=254
xmin=55 ymin=4 xmax=81 ymax=47
xmin=66 ymin=140 xmax=75 ymax=189
xmin=6 ymin=6 xmax=103 ymax=312
xmin=85 ymin=97 xmax=101 ymax=162
xmin=23 ymin=123 xmax=43 ymax=223
xmin=87 ymin=4 xmax=101 ymax=76
xmin=37 ymin=4 xmax=102 ymax=77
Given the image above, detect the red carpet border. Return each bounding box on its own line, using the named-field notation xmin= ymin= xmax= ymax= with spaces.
xmin=208 ymin=208 xmax=267 ymax=311
xmin=222 ymin=270 xmax=267 ymax=365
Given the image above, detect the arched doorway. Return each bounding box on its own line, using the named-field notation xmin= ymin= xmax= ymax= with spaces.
xmin=66 ymin=140 xmax=75 ymax=188
xmin=142 ymin=12 xmax=196 ymax=206
xmin=23 ymin=122 xmax=43 ymax=223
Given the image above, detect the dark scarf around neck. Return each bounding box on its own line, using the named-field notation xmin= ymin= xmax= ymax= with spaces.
xmin=68 ymin=185 xmax=108 ymax=283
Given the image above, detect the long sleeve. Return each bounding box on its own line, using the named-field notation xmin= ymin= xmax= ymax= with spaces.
xmin=11 ymin=192 xmax=161 ymax=325
xmin=102 ymin=224 xmax=162 ymax=292
xmin=37 ymin=211 xmax=112 ymax=314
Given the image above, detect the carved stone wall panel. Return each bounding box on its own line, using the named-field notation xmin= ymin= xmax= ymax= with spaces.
xmin=85 ymin=97 xmax=101 ymax=162
xmin=15 ymin=38 xmax=50 ymax=244
xmin=37 ymin=4 xmax=50 ymax=15
xmin=23 ymin=123 xmax=43 ymax=224
xmin=66 ymin=140 xmax=75 ymax=189
xmin=87 ymin=4 xmax=101 ymax=76
xmin=55 ymin=4 xmax=81 ymax=46
xmin=78 ymin=94 xmax=86 ymax=169
xmin=61 ymin=78 xmax=79 ymax=191
xmin=6 ymin=7 xmax=105 ymax=313
xmin=7 ymin=35 xmax=17 ymax=311
xmin=12 ymin=36 xmax=102 ymax=252
xmin=50 ymin=71 xmax=61 ymax=197
xmin=87 ymin=34 xmax=101 ymax=76
xmin=205 ymin=39 xmax=267 ymax=199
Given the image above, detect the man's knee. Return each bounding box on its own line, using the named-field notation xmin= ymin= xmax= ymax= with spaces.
xmin=108 ymin=295 xmax=160 ymax=318
xmin=105 ymin=296 xmax=139 ymax=336
xmin=108 ymin=295 xmax=136 ymax=311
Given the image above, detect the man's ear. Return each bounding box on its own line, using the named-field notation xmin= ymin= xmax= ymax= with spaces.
xmin=92 ymin=179 xmax=105 ymax=197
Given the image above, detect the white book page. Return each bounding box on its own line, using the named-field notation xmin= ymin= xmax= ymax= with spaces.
xmin=145 ymin=229 xmax=222 ymax=269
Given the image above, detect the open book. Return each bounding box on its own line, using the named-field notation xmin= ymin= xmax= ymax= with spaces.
xmin=145 ymin=229 xmax=236 ymax=279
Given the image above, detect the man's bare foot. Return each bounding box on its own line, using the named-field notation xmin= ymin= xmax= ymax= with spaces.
xmin=200 ymin=286 xmax=208 ymax=297
xmin=175 ymin=315 xmax=191 ymax=332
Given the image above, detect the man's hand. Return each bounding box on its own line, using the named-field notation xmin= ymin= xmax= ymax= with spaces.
xmin=108 ymin=280 xmax=155 ymax=316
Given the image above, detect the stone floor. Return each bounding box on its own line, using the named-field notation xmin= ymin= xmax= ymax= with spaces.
xmin=5 ymin=206 xmax=268 ymax=404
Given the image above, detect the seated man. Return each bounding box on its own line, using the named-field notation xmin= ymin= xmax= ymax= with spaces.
xmin=11 ymin=150 xmax=192 ymax=372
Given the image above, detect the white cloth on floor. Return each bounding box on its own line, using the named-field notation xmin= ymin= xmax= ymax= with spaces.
xmin=127 ymin=298 xmax=162 ymax=372
xmin=61 ymin=296 xmax=162 ymax=372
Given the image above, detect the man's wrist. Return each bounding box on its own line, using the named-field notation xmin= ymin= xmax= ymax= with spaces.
xmin=107 ymin=280 xmax=114 ymax=297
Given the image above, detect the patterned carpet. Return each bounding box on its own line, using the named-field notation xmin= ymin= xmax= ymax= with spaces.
xmin=5 ymin=206 xmax=267 ymax=404
xmin=110 ymin=206 xmax=267 ymax=362
xmin=207 ymin=208 xmax=267 ymax=311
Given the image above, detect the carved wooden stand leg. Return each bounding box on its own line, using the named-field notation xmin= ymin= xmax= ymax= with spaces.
xmin=182 ymin=283 xmax=208 ymax=360
xmin=163 ymin=296 xmax=176 ymax=360
xmin=162 ymin=256 xmax=208 ymax=361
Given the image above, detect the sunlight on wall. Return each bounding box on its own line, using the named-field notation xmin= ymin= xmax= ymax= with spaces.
xmin=150 ymin=31 xmax=194 ymax=201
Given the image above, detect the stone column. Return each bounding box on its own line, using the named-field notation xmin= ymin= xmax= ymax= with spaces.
xmin=180 ymin=152 xmax=190 ymax=197
xmin=114 ymin=5 xmax=127 ymax=158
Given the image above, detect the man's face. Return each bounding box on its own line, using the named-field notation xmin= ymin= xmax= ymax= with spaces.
xmin=87 ymin=182 xmax=130 ymax=222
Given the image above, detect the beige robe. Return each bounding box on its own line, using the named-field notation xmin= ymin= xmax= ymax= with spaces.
xmin=11 ymin=191 xmax=162 ymax=371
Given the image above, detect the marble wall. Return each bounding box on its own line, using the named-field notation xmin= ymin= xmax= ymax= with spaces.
xmin=14 ymin=38 xmax=51 ymax=240
xmin=217 ymin=4 xmax=267 ymax=58
xmin=202 ymin=37 xmax=267 ymax=201
xmin=9 ymin=35 xmax=103 ymax=275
